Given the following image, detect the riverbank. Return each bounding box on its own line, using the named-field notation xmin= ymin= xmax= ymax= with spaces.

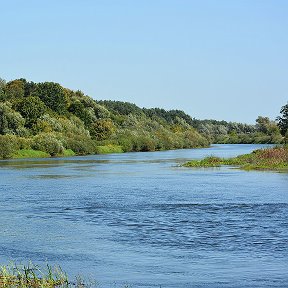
xmin=183 ymin=146 xmax=288 ymax=171
xmin=0 ymin=145 xmax=124 ymax=160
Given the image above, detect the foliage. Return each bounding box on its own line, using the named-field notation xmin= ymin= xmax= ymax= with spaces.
xmin=16 ymin=96 xmax=47 ymax=127
xmin=33 ymin=82 xmax=68 ymax=114
xmin=0 ymin=102 xmax=26 ymax=135
xmin=95 ymin=145 xmax=123 ymax=154
xmin=0 ymin=78 xmax=6 ymax=101
xmin=63 ymin=149 xmax=76 ymax=157
xmin=4 ymin=80 xmax=25 ymax=101
xmin=98 ymin=100 xmax=144 ymax=116
xmin=90 ymin=119 xmax=116 ymax=140
xmin=0 ymin=77 xmax=285 ymax=159
xmin=277 ymin=103 xmax=288 ymax=137
xmin=32 ymin=133 xmax=64 ymax=156
xmin=184 ymin=146 xmax=288 ymax=171
xmin=12 ymin=149 xmax=50 ymax=159
xmin=68 ymin=100 xmax=95 ymax=126
xmin=63 ymin=136 xmax=96 ymax=155
xmin=0 ymin=135 xmax=19 ymax=159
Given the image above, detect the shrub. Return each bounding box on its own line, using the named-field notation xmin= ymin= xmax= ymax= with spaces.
xmin=32 ymin=133 xmax=64 ymax=156
xmin=0 ymin=102 xmax=25 ymax=135
xmin=63 ymin=136 xmax=96 ymax=155
xmin=0 ymin=135 xmax=19 ymax=158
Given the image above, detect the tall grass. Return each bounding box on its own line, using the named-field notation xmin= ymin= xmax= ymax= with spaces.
xmin=183 ymin=146 xmax=288 ymax=171
xmin=0 ymin=262 xmax=132 ymax=287
xmin=0 ymin=262 xmax=68 ymax=287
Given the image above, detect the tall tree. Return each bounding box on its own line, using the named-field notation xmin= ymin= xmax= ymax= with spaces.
xmin=4 ymin=80 xmax=25 ymax=101
xmin=0 ymin=78 xmax=6 ymax=101
xmin=33 ymin=82 xmax=68 ymax=114
xmin=16 ymin=96 xmax=46 ymax=128
xmin=277 ymin=103 xmax=288 ymax=136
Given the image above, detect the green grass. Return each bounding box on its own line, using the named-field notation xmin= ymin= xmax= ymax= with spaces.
xmin=61 ymin=149 xmax=76 ymax=157
xmin=95 ymin=145 xmax=123 ymax=154
xmin=0 ymin=262 xmax=133 ymax=287
xmin=12 ymin=149 xmax=50 ymax=159
xmin=183 ymin=146 xmax=288 ymax=172
xmin=0 ymin=262 xmax=69 ymax=287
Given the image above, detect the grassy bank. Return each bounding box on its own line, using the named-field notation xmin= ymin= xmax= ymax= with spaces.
xmin=94 ymin=145 xmax=123 ymax=154
xmin=183 ymin=146 xmax=288 ymax=171
xmin=1 ymin=145 xmax=123 ymax=161
xmin=12 ymin=149 xmax=50 ymax=159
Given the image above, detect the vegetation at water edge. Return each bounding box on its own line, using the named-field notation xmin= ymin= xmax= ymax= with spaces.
xmin=0 ymin=77 xmax=287 ymax=159
xmin=183 ymin=146 xmax=288 ymax=171
xmin=0 ymin=262 xmax=69 ymax=287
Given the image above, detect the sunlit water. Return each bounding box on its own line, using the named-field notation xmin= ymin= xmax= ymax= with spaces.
xmin=0 ymin=144 xmax=287 ymax=287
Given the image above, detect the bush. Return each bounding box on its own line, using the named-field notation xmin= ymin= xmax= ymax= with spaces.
xmin=63 ymin=136 xmax=96 ymax=155
xmin=0 ymin=102 xmax=25 ymax=135
xmin=0 ymin=135 xmax=19 ymax=158
xmin=95 ymin=145 xmax=123 ymax=154
xmin=32 ymin=133 xmax=64 ymax=156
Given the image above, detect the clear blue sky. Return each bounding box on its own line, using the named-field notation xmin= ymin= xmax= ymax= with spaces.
xmin=1 ymin=0 xmax=287 ymax=123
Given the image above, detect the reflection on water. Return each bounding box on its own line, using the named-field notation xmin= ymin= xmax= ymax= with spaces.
xmin=0 ymin=144 xmax=287 ymax=288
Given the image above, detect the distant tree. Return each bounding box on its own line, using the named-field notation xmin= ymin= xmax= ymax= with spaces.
xmin=98 ymin=100 xmax=144 ymax=116
xmin=16 ymin=78 xmax=37 ymax=97
xmin=4 ymin=80 xmax=25 ymax=101
xmin=69 ymin=100 xmax=95 ymax=126
xmin=0 ymin=78 xmax=6 ymax=101
xmin=256 ymin=116 xmax=281 ymax=138
xmin=0 ymin=135 xmax=18 ymax=158
xmin=276 ymin=103 xmax=288 ymax=136
xmin=0 ymin=102 xmax=25 ymax=135
xmin=16 ymin=96 xmax=46 ymax=127
xmin=90 ymin=119 xmax=115 ymax=140
xmin=256 ymin=116 xmax=271 ymax=134
xmin=33 ymin=82 xmax=68 ymax=114
xmin=32 ymin=133 xmax=64 ymax=156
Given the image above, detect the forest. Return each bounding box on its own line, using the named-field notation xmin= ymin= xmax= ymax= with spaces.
xmin=0 ymin=78 xmax=287 ymax=159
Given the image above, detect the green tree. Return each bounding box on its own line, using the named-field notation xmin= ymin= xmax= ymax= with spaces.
xmin=277 ymin=103 xmax=288 ymax=136
xmin=0 ymin=102 xmax=26 ymax=135
xmin=4 ymin=80 xmax=25 ymax=101
xmin=90 ymin=119 xmax=115 ymax=140
xmin=0 ymin=135 xmax=18 ymax=158
xmin=68 ymin=100 xmax=94 ymax=126
xmin=0 ymin=78 xmax=6 ymax=101
xmin=256 ymin=116 xmax=271 ymax=134
xmin=33 ymin=82 xmax=68 ymax=114
xmin=32 ymin=133 xmax=64 ymax=156
xmin=16 ymin=96 xmax=46 ymax=127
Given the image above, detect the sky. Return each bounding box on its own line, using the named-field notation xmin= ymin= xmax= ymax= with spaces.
xmin=1 ymin=0 xmax=287 ymax=123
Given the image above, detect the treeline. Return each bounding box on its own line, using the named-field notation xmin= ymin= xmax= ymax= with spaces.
xmin=191 ymin=116 xmax=284 ymax=144
xmin=99 ymin=99 xmax=287 ymax=144
xmin=0 ymin=77 xmax=287 ymax=159
xmin=0 ymin=78 xmax=208 ymax=158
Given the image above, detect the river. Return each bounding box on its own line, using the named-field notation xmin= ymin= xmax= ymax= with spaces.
xmin=0 ymin=144 xmax=287 ymax=287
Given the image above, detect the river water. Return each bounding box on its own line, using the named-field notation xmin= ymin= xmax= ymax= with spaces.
xmin=0 ymin=144 xmax=287 ymax=287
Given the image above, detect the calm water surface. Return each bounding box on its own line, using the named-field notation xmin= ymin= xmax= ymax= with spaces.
xmin=0 ymin=144 xmax=287 ymax=287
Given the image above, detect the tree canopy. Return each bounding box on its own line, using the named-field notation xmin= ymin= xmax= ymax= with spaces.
xmin=277 ymin=103 xmax=288 ymax=137
xmin=0 ymin=77 xmax=285 ymax=159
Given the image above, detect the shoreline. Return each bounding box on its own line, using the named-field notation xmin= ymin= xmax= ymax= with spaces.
xmin=183 ymin=145 xmax=288 ymax=172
